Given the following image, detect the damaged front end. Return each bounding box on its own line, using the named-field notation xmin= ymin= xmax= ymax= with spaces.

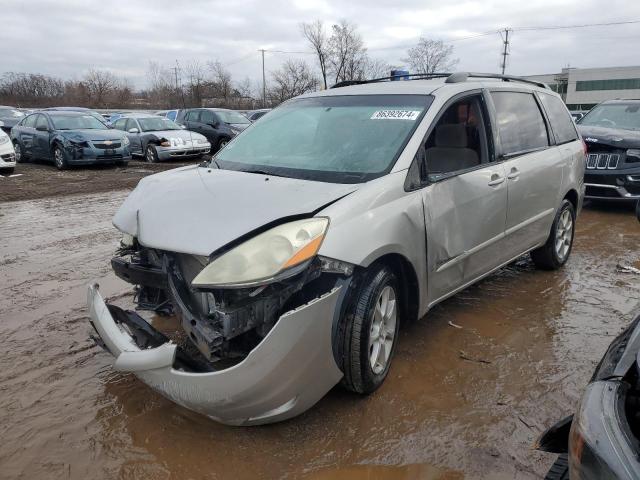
xmin=93 ymin=231 xmax=354 ymax=424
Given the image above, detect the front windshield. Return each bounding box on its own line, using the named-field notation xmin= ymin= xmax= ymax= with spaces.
xmin=578 ymin=103 xmax=640 ymax=131
xmin=50 ymin=114 xmax=109 ymax=130
xmin=216 ymin=110 xmax=251 ymax=125
xmin=138 ymin=117 xmax=181 ymax=131
xmin=0 ymin=108 xmax=25 ymax=119
xmin=214 ymin=94 xmax=432 ymax=183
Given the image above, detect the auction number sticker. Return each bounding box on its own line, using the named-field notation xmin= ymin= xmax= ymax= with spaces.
xmin=371 ymin=110 xmax=421 ymax=120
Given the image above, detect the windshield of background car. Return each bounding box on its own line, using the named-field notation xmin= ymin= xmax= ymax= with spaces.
xmin=50 ymin=114 xmax=109 ymax=130
xmin=0 ymin=108 xmax=25 ymax=119
xmin=214 ymin=94 xmax=433 ymax=183
xmin=578 ymin=103 xmax=640 ymax=131
xmin=138 ymin=117 xmax=181 ymax=131
xmin=216 ymin=110 xmax=251 ymax=125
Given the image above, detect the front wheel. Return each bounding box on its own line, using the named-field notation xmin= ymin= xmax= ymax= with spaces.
xmin=53 ymin=145 xmax=67 ymax=170
xmin=145 ymin=145 xmax=158 ymax=163
xmin=13 ymin=141 xmax=25 ymax=163
xmin=215 ymin=138 xmax=229 ymax=152
xmin=340 ymin=265 xmax=400 ymax=394
xmin=531 ymin=199 xmax=576 ymax=270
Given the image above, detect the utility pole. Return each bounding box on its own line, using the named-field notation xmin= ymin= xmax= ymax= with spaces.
xmin=259 ymin=49 xmax=266 ymax=108
xmin=500 ymin=28 xmax=511 ymax=75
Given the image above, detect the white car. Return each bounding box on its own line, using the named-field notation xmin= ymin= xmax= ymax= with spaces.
xmin=0 ymin=129 xmax=16 ymax=174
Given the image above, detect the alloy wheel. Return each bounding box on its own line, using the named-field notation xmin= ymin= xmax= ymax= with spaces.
xmin=555 ymin=209 xmax=573 ymax=261
xmin=54 ymin=148 xmax=64 ymax=169
xmin=368 ymin=285 xmax=397 ymax=375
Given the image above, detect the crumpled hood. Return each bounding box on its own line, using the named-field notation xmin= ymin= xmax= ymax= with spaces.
xmin=113 ymin=166 xmax=359 ymax=256
xmin=578 ymin=125 xmax=640 ymax=149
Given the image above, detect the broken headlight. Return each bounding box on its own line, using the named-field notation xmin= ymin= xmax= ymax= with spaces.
xmin=192 ymin=218 xmax=329 ymax=288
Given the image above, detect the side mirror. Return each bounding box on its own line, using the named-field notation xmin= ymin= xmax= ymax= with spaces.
xmin=211 ymin=121 xmax=220 ymax=128
xmin=180 ymin=125 xmax=186 ymax=129
xmin=128 ymin=128 xmax=139 ymax=134
xmin=36 ymin=125 xmax=49 ymax=132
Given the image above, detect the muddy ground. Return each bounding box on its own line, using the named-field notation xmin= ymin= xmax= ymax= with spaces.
xmin=1 ymin=163 xmax=639 ymax=479
xmin=0 ymin=160 xmax=197 ymax=202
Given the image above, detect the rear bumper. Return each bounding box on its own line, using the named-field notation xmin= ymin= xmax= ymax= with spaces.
xmin=87 ymin=283 xmax=344 ymax=425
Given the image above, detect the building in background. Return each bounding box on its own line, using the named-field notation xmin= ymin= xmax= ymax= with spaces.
xmin=524 ymin=66 xmax=640 ymax=111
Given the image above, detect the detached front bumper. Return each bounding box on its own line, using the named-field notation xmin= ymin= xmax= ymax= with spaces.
xmin=66 ymin=145 xmax=132 ymax=165
xmin=87 ymin=283 xmax=344 ymax=426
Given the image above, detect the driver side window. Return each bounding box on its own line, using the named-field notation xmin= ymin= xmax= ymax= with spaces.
xmin=418 ymin=95 xmax=490 ymax=181
xmin=200 ymin=110 xmax=215 ymax=125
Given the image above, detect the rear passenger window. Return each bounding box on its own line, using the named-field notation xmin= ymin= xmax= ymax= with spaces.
xmin=538 ymin=92 xmax=578 ymax=144
xmin=491 ymin=92 xmax=549 ymax=156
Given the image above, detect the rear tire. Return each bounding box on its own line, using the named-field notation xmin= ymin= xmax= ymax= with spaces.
xmin=53 ymin=145 xmax=67 ymax=170
xmin=544 ymin=454 xmax=569 ymax=480
xmin=531 ymin=199 xmax=575 ymax=270
xmin=340 ymin=265 xmax=400 ymax=394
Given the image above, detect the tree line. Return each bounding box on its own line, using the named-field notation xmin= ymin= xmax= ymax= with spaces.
xmin=0 ymin=20 xmax=457 ymax=110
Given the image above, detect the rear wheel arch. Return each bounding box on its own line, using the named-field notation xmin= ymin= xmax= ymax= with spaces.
xmin=563 ymin=188 xmax=579 ymax=212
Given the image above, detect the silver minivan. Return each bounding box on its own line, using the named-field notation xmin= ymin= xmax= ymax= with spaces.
xmin=88 ymin=72 xmax=585 ymax=425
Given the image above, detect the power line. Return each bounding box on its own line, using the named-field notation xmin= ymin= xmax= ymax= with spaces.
xmin=513 ymin=19 xmax=640 ymax=31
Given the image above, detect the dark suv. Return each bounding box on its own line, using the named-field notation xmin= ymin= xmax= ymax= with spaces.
xmin=577 ymin=99 xmax=640 ymax=201
xmin=176 ymin=108 xmax=251 ymax=152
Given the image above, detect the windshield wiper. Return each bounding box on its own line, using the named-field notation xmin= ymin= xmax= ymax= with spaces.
xmin=240 ymin=168 xmax=286 ymax=177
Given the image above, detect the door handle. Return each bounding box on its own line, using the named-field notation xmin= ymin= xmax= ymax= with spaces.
xmin=507 ymin=168 xmax=520 ymax=180
xmin=488 ymin=174 xmax=505 ymax=186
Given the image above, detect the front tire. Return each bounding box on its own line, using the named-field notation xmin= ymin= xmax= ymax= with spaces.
xmin=145 ymin=145 xmax=158 ymax=163
xmin=53 ymin=145 xmax=67 ymax=170
xmin=13 ymin=141 xmax=25 ymax=163
xmin=340 ymin=265 xmax=400 ymax=394
xmin=531 ymin=199 xmax=575 ymax=270
xmin=215 ymin=138 xmax=229 ymax=152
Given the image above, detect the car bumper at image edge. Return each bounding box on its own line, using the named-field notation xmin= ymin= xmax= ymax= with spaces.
xmin=87 ymin=283 xmax=344 ymax=426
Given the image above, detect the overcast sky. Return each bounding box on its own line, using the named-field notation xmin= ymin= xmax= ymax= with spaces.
xmin=1 ymin=0 xmax=639 ymax=91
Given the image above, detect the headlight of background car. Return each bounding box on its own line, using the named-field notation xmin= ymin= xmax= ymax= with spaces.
xmin=192 ymin=218 xmax=329 ymax=288
xmin=122 ymin=136 xmax=130 ymax=146
xmin=627 ymin=149 xmax=640 ymax=161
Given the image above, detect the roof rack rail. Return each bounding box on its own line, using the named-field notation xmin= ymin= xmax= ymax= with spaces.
xmin=445 ymin=72 xmax=549 ymax=89
xmin=330 ymin=71 xmax=549 ymax=90
xmin=331 ymin=73 xmax=451 ymax=89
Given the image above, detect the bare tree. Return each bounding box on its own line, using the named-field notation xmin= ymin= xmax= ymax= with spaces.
xmin=328 ymin=20 xmax=368 ymax=84
xmin=83 ymin=69 xmax=119 ymax=107
xmin=364 ymin=58 xmax=393 ymax=79
xmin=184 ymin=61 xmax=207 ymax=106
xmin=402 ymin=38 xmax=458 ymax=74
xmin=269 ymin=60 xmax=318 ymax=104
xmin=301 ymin=20 xmax=330 ymax=89
xmin=208 ymin=61 xmax=233 ymax=100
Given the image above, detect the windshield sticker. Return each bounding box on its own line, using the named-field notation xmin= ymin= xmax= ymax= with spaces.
xmin=370 ymin=110 xmax=421 ymax=120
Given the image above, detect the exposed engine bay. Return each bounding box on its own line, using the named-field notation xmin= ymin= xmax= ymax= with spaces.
xmin=111 ymin=241 xmax=353 ymax=365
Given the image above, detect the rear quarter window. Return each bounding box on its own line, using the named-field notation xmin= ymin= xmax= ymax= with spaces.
xmin=491 ymin=91 xmax=549 ymax=156
xmin=539 ymin=92 xmax=578 ymax=144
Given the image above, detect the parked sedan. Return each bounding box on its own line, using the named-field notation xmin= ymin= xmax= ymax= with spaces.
xmin=176 ymin=108 xmax=251 ymax=152
xmin=0 ymin=106 xmax=25 ymax=133
xmin=112 ymin=114 xmax=210 ymax=162
xmin=11 ymin=111 xmax=131 ymax=169
xmin=246 ymin=109 xmax=271 ymax=122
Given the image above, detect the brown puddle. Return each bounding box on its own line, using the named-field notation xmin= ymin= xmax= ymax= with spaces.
xmin=1 ymin=194 xmax=639 ymax=479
